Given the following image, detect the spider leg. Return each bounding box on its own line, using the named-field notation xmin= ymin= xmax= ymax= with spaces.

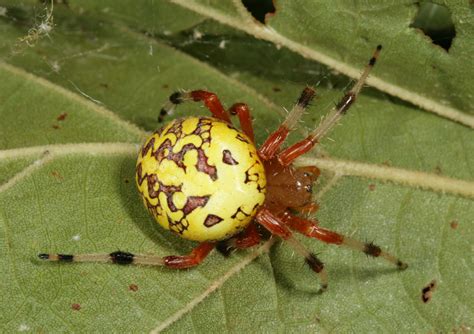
xmin=38 ymin=242 xmax=215 ymax=269
xmin=258 ymin=87 xmax=316 ymax=160
xmin=216 ymin=222 xmax=261 ymax=255
xmin=283 ymin=213 xmax=408 ymax=269
xmin=255 ymin=208 xmax=328 ymax=291
xmin=160 ymin=90 xmax=231 ymax=123
xmin=278 ymin=45 xmax=383 ymax=166
xmin=228 ymin=103 xmax=255 ymax=142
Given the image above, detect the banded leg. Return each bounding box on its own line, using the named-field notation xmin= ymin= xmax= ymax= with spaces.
xmin=283 ymin=213 xmax=407 ymax=269
xmin=216 ymin=222 xmax=261 ymax=255
xmin=228 ymin=103 xmax=255 ymax=142
xmin=278 ymin=45 xmax=383 ymax=166
xmin=255 ymin=208 xmax=328 ymax=291
xmin=258 ymin=87 xmax=316 ymax=160
xmin=159 ymin=90 xmax=231 ymax=123
xmin=38 ymin=242 xmax=215 ymax=269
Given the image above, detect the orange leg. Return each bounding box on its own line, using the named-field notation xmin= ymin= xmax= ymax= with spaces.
xmin=278 ymin=45 xmax=383 ymax=166
xmin=258 ymin=127 xmax=290 ymax=160
xmin=38 ymin=242 xmax=216 ymax=269
xmin=159 ymin=90 xmax=231 ymax=123
xmin=189 ymin=90 xmax=231 ymax=123
xmin=233 ymin=222 xmax=261 ymax=248
xmin=228 ymin=103 xmax=255 ymax=142
xmin=217 ymin=222 xmax=261 ymax=255
xmin=283 ymin=213 xmax=407 ymax=269
xmin=256 ymin=208 xmax=328 ymax=291
xmin=278 ymin=137 xmax=317 ymax=166
xmin=163 ymin=242 xmax=216 ymax=269
xmin=258 ymin=87 xmax=316 ymax=160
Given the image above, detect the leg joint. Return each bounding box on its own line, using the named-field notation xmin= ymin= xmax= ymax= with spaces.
xmin=169 ymin=92 xmax=184 ymax=105
xmin=363 ymin=242 xmax=382 ymax=257
xmin=297 ymin=87 xmax=316 ymax=108
xmin=306 ymin=253 xmax=325 ymax=273
xmin=110 ymin=251 xmax=135 ymax=265
xmin=336 ymin=92 xmax=356 ymax=115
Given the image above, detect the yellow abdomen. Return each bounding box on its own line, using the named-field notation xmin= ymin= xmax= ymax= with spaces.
xmin=136 ymin=117 xmax=266 ymax=242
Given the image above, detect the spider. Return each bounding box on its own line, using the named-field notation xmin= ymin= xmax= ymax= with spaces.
xmin=39 ymin=45 xmax=407 ymax=291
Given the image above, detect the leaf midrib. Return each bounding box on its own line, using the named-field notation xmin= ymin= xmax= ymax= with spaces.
xmin=2 ymin=54 xmax=472 ymax=197
xmin=2 ymin=143 xmax=473 ymax=199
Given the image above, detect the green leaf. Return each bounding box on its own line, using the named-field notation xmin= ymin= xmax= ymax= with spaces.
xmin=0 ymin=1 xmax=473 ymax=333
xmin=168 ymin=0 xmax=474 ymax=126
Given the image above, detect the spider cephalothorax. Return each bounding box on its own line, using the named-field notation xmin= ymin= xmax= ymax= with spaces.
xmin=39 ymin=45 xmax=407 ymax=291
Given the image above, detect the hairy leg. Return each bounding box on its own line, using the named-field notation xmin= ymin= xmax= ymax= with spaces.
xmin=283 ymin=213 xmax=407 ymax=269
xmin=216 ymin=222 xmax=261 ymax=256
xmin=258 ymin=87 xmax=316 ymax=160
xmin=278 ymin=45 xmax=383 ymax=165
xmin=256 ymin=208 xmax=328 ymax=291
xmin=228 ymin=103 xmax=255 ymax=142
xmin=39 ymin=242 xmax=216 ymax=269
xmin=160 ymin=90 xmax=231 ymax=123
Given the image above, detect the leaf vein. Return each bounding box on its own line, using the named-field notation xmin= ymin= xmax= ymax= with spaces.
xmin=2 ymin=144 xmax=473 ymax=198
xmin=149 ymin=239 xmax=275 ymax=333
xmin=297 ymin=157 xmax=474 ymax=198
xmin=0 ymin=61 xmax=146 ymax=139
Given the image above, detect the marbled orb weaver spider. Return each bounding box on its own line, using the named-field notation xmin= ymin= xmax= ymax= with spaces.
xmin=39 ymin=45 xmax=407 ymax=291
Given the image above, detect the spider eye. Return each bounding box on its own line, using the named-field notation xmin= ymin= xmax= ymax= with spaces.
xmin=305 ymin=184 xmax=313 ymax=193
xmin=303 ymin=172 xmax=311 ymax=177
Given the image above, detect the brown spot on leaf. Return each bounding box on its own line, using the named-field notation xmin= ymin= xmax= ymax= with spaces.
xmin=57 ymin=112 xmax=67 ymax=121
xmin=368 ymin=184 xmax=376 ymax=191
xmin=71 ymin=303 xmax=81 ymax=311
xmin=421 ymin=280 xmax=437 ymax=303
xmin=52 ymin=124 xmax=60 ymax=129
xmin=450 ymin=220 xmax=459 ymax=229
xmin=129 ymin=284 xmax=139 ymax=292
xmin=51 ymin=170 xmax=63 ymax=180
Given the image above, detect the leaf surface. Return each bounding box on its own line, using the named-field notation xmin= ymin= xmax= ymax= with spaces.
xmin=168 ymin=0 xmax=474 ymax=127
xmin=0 ymin=1 xmax=472 ymax=333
